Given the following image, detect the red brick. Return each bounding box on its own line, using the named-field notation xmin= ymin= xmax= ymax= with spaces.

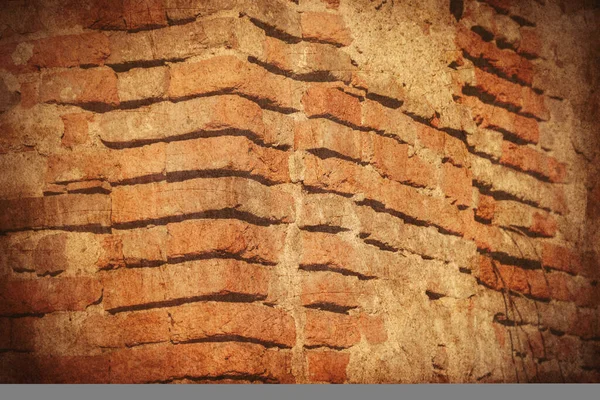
xmin=546 ymin=272 xmax=573 ymax=302
xmin=110 ymin=342 xmax=294 ymax=383
xmin=305 ymin=309 xmax=360 ymax=349
xmin=61 ymin=113 xmax=93 ymax=148
xmin=302 ymin=84 xmax=362 ymax=127
xmin=301 ymin=271 xmax=362 ymax=311
xmin=82 ymin=310 xmax=170 ymax=348
xmin=102 ymin=259 xmax=269 ymax=311
xmin=476 ymin=193 xmax=496 ymax=222
xmin=301 ymin=12 xmax=352 ymax=46
xmin=358 ymin=314 xmax=388 ymax=345
xmin=530 ymin=211 xmax=558 ymax=237
xmin=500 ymin=141 xmax=567 ymax=183
xmin=167 ymin=219 xmax=286 ymax=265
xmin=123 ymin=0 xmax=167 ymax=30
xmin=497 ymin=263 xmax=528 ymax=294
xmin=478 ymin=255 xmax=501 ymax=290
xmin=518 ymin=27 xmax=542 ymax=59
xmin=243 ymin=0 xmax=301 ymax=38
xmin=32 ymin=233 xmax=68 ymax=276
xmin=82 ymin=0 xmax=128 ymax=30
xmin=362 ymin=99 xmax=417 ymax=144
xmin=0 ymin=277 xmax=102 ymax=316
xmin=306 ymin=350 xmax=349 ymax=383
xmin=0 ymin=194 xmax=111 ymax=232
xmin=164 ymin=0 xmax=238 ymax=23
xmin=29 ymin=33 xmax=110 ymax=69
xmin=542 ymin=243 xmax=581 ymax=275
xmin=170 ymin=302 xmax=296 ymax=348
xmin=526 ymin=270 xmax=551 ymax=300
xmin=441 ymin=162 xmax=472 ymax=208
xmin=456 ymin=25 xmax=533 ymax=85
xmin=40 ymin=67 xmax=119 ymax=107
xmin=166 ymin=136 xmax=290 ymax=184
xmin=168 ymin=56 xmax=302 ymax=112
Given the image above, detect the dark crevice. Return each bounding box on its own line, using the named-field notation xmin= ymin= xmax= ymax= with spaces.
xmin=175 ymin=334 xmax=291 ymax=349
xmin=426 ymin=290 xmax=446 ymax=300
xmin=299 ymin=225 xmax=350 ymax=234
xmin=155 ymin=374 xmax=280 ymax=384
xmin=303 ymin=303 xmax=357 ymax=315
xmin=167 ymin=169 xmax=280 ymax=187
xmin=112 ymin=208 xmax=285 ymax=231
xmin=0 ymin=225 xmax=112 ymax=235
xmin=107 ymin=58 xmax=183 ymax=73
xmin=245 ymin=17 xmax=302 ymax=44
xmin=473 ymin=180 xmax=555 ymax=214
xmin=362 ymin=238 xmax=398 ymax=253
xmin=461 ymin=51 xmax=532 ymax=88
xmin=299 ymin=264 xmax=377 ymax=281
xmin=450 ymin=0 xmax=464 ymax=21
xmin=482 ymin=249 xmax=542 ymax=270
xmin=107 ymin=293 xmax=267 ymax=315
xmin=247 ymin=56 xmax=346 ymax=83
xmin=365 ymin=92 xmax=403 ymax=109
xmin=462 ymin=84 xmax=544 ymax=122
xmin=306 ymin=148 xmax=370 ymax=167
xmin=471 ymin=25 xmax=494 ymax=42
xmin=167 ymin=251 xmax=277 ymax=267
xmin=303 ymin=344 xmax=349 ymax=351
xmin=111 ymin=173 xmax=167 ymax=187
xmin=510 ymin=15 xmax=536 ymax=27
xmin=459 ymin=267 xmax=472 ymax=274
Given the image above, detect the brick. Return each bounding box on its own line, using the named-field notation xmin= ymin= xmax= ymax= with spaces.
xmin=40 ymin=67 xmax=119 ymax=107
xmin=493 ymin=200 xmax=557 ymax=237
xmin=361 ymin=99 xmax=417 ymax=144
xmin=526 ymin=270 xmax=551 ymax=300
xmin=242 ymin=0 xmax=301 ymax=38
xmin=123 ymin=0 xmax=167 ymax=30
xmin=82 ymin=309 xmax=170 ymax=348
xmin=467 ymin=221 xmax=539 ymax=262
xmin=167 ymin=219 xmax=286 ymax=265
xmin=546 ymin=272 xmax=573 ymax=302
xmin=301 ymin=271 xmax=362 ymax=311
xmin=170 ymin=302 xmax=296 ymax=348
xmin=417 ymin=124 xmax=469 ymax=167
xmin=95 ymin=95 xmax=264 ymax=146
xmin=306 ymin=350 xmax=349 ymax=383
xmin=305 ymin=309 xmax=360 ymax=348
xmin=0 ymin=194 xmax=111 ymax=232
xmin=164 ymin=0 xmax=238 ymax=23
xmin=31 ymin=233 xmax=68 ymax=276
xmin=541 ymin=243 xmax=581 ymax=275
xmin=264 ymin=37 xmax=354 ymax=82
xmin=456 ymin=25 xmax=533 ymax=85
xmin=169 ymin=56 xmax=302 ymax=112
xmin=46 ymin=143 xmax=166 ymax=185
xmin=476 ymin=193 xmax=496 ymax=222
xmin=110 ymin=342 xmax=294 ymax=383
xmin=0 ymin=151 xmax=46 ymax=200
xmin=441 ymin=162 xmax=472 ymax=208
xmin=29 ymin=32 xmax=110 ymax=69
xmin=0 ymin=104 xmax=64 ymax=155
xmin=101 ymin=259 xmax=269 ymax=311
xmin=478 ymin=255 xmax=501 ymax=290
xmin=462 ymin=96 xmax=539 ymax=144
xmin=166 ymin=136 xmax=290 ymax=184
xmin=82 ymin=0 xmax=128 ymax=30
xmin=107 ymin=17 xmax=264 ymax=65
xmin=96 ymin=226 xmax=168 ymax=269
xmin=500 ymin=142 xmax=567 ymax=183
xmin=581 ymin=341 xmax=600 ymax=370
xmin=518 ymin=27 xmax=542 ymax=59
xmin=111 ymin=177 xmax=294 ymax=227
xmin=0 ymin=277 xmax=102 ymax=316
xmin=294 ymin=118 xmax=369 ymax=162
xmin=301 ymin=12 xmax=352 ymax=46
xmin=359 ymin=314 xmax=388 ymax=345
xmin=61 ymin=112 xmax=93 ymax=148
xmin=299 ymin=230 xmax=387 ymax=278
xmin=302 ymin=84 xmax=362 ymax=127
xmin=117 ymin=66 xmax=169 ymax=103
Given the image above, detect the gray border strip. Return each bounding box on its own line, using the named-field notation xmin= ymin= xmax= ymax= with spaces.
xmin=1 ymin=384 xmax=599 ymax=400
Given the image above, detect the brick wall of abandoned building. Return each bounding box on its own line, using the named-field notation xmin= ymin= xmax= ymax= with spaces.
xmin=0 ymin=0 xmax=598 ymax=383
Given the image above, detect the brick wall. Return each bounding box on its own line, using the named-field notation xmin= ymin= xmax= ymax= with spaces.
xmin=0 ymin=0 xmax=598 ymax=383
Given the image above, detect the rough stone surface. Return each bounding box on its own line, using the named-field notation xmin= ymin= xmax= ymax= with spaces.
xmin=0 ymin=0 xmax=598 ymax=384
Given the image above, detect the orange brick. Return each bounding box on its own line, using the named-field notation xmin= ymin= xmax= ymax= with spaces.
xmin=32 ymin=233 xmax=68 ymax=276
xmin=302 ymin=84 xmax=362 ymax=127
xmin=530 ymin=211 xmax=558 ymax=237
xmin=546 ymin=272 xmax=572 ymax=302
xmin=60 ymin=113 xmax=93 ymax=148
xmin=0 ymin=277 xmax=102 ymax=316
xmin=301 ymin=12 xmax=352 ymax=46
xmin=501 ymin=141 xmax=567 ymax=183
xmin=40 ymin=67 xmax=119 ymax=107
xmin=301 ymin=271 xmax=362 ymax=311
xmin=306 ymin=350 xmax=349 ymax=383
xmin=123 ymin=0 xmax=167 ymax=30
xmin=542 ymin=243 xmax=581 ymax=275
xmin=476 ymin=193 xmax=496 ymax=222
xmin=526 ymin=270 xmax=550 ymax=300
xmin=304 ymin=309 xmax=360 ymax=349
xmin=358 ymin=314 xmax=388 ymax=345
xmin=101 ymin=259 xmax=269 ymax=311
xmin=29 ymin=32 xmax=109 ymax=69
xmin=441 ymin=162 xmax=472 ymax=208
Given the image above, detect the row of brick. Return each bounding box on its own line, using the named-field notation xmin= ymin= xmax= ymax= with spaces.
xmin=0 ymin=341 xmax=294 ymax=383
xmin=478 ymin=255 xmax=599 ymax=307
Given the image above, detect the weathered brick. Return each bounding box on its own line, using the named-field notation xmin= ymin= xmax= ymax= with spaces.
xmin=117 ymin=66 xmax=169 ymax=103
xmin=242 ymin=0 xmax=301 ymax=38
xmin=0 ymin=277 xmax=102 ymax=316
xmin=361 ymin=99 xmax=417 ymax=144
xmin=301 ymin=271 xmax=362 ymax=311
xmin=169 ymin=56 xmax=302 ymax=112
xmin=441 ymin=162 xmax=472 ymax=208
xmin=46 ymin=143 xmax=166 ymax=185
xmin=518 ymin=27 xmax=542 ymax=59
xmin=167 ymin=219 xmax=286 ymax=265
xmin=123 ymin=0 xmax=167 ymax=30
xmin=101 ymin=259 xmax=269 ymax=311
xmin=0 ymin=151 xmax=46 ymax=200
xmin=541 ymin=243 xmax=581 ymax=275
xmin=305 ymin=309 xmax=360 ymax=348
xmin=170 ymin=302 xmax=296 ymax=348
xmin=0 ymin=194 xmax=111 ymax=232
xmin=61 ymin=112 xmax=93 ymax=148
xmin=166 ymin=136 xmax=290 ymax=184
xmin=417 ymin=124 xmax=469 ymax=167
xmin=358 ymin=314 xmax=388 ymax=345
xmin=476 ymin=193 xmax=496 ymax=222
xmin=306 ymin=350 xmax=349 ymax=383
xmin=40 ymin=67 xmax=119 ymax=107
xmin=300 ymin=11 xmax=352 ymax=46
xmin=97 ymin=226 xmax=168 ymax=269
xmin=493 ymin=200 xmax=557 ymax=237
xmin=95 ymin=96 xmax=265 ymax=146
xmin=302 ymin=83 xmax=362 ymax=127
xmin=29 ymin=32 xmax=110 ymax=69
xmin=112 ymin=177 xmax=294 ymax=226
xmin=110 ymin=342 xmax=294 ymax=383
xmin=500 ymin=141 xmax=567 ymax=183
xmin=82 ymin=309 xmax=170 ymax=348
xmin=164 ymin=0 xmax=238 ymax=23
